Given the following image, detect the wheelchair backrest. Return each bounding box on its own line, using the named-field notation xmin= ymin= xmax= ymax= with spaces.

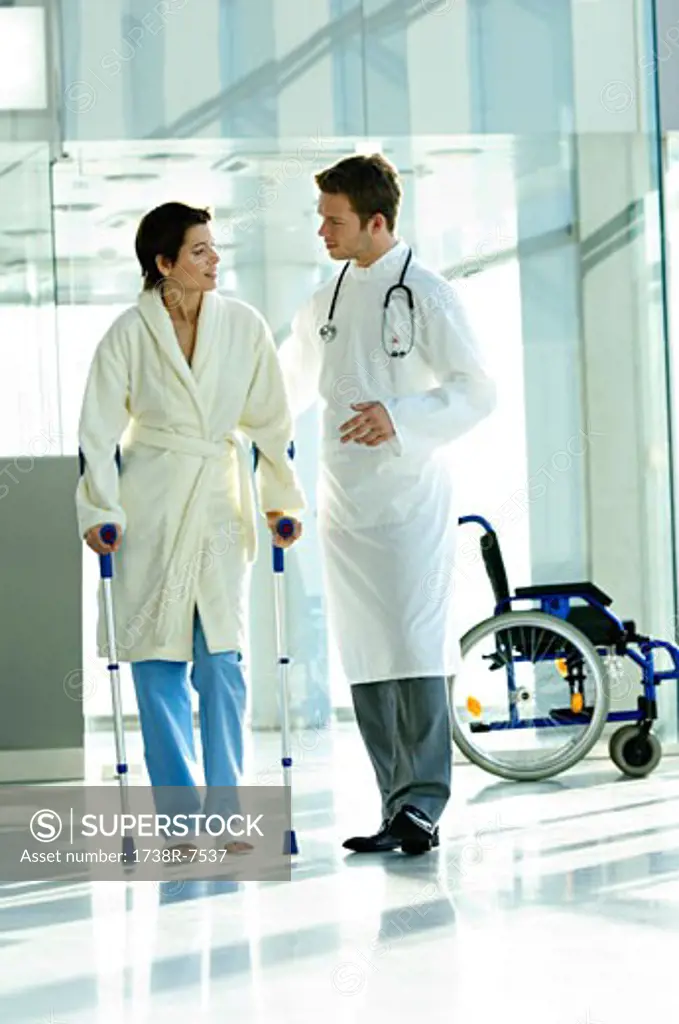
xmin=480 ymin=530 xmax=511 ymax=607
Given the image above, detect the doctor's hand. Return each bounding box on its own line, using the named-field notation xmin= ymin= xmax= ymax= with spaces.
xmin=266 ymin=511 xmax=303 ymax=548
xmin=85 ymin=523 xmax=123 ymax=555
xmin=339 ymin=402 xmax=396 ymax=447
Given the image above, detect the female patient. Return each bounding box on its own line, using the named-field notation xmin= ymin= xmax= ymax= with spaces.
xmin=76 ymin=201 xmax=304 ymax=856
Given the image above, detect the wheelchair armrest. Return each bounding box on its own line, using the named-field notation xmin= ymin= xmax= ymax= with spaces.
xmin=514 ymin=581 xmax=613 ymax=607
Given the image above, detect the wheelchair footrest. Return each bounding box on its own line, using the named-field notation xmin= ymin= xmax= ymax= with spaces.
xmin=468 ymin=710 xmax=593 ymax=732
xmin=549 ymin=706 xmax=594 ymax=724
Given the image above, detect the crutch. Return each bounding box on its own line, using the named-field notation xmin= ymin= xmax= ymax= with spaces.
xmin=98 ymin=524 xmax=136 ymax=867
xmin=251 ymin=441 xmax=299 ymax=855
xmin=273 ymin=515 xmax=299 ymax=856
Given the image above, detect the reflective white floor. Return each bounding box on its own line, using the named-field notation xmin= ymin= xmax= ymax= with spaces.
xmin=2 ymin=722 xmax=679 ymax=1023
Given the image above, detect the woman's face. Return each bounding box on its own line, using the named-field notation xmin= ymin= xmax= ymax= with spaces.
xmin=156 ymin=223 xmax=220 ymax=296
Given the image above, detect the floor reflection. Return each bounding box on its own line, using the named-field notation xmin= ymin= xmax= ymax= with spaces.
xmin=0 ymin=724 xmax=678 ymax=1023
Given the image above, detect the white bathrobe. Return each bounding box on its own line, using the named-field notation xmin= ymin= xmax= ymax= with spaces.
xmin=76 ymin=288 xmax=305 ymax=663
xmin=279 ymin=240 xmax=496 ymax=686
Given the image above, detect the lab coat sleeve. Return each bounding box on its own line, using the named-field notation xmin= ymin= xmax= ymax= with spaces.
xmin=239 ymin=313 xmax=306 ymax=516
xmin=277 ymin=304 xmax=322 ymax=421
xmin=76 ymin=328 xmax=131 ymax=538
xmin=383 ymin=281 xmax=497 ymax=457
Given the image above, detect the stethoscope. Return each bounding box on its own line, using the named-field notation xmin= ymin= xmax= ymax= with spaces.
xmin=318 ymin=246 xmax=416 ymax=358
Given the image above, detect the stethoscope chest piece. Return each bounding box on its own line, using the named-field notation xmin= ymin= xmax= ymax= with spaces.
xmin=319 ymin=322 xmax=337 ymax=342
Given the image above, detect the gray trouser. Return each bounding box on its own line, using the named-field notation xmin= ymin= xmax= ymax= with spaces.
xmin=351 ymin=676 xmax=452 ymax=825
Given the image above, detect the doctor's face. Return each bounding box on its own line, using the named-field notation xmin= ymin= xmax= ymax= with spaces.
xmin=316 ymin=192 xmax=375 ymax=262
xmin=156 ymin=223 xmax=220 ymax=294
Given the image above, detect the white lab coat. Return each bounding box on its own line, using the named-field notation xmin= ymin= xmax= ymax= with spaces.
xmin=76 ymin=288 xmax=305 ymax=663
xmin=279 ymin=240 xmax=496 ymax=685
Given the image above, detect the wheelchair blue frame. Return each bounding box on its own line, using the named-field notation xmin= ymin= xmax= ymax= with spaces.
xmin=458 ymin=514 xmax=679 ymax=737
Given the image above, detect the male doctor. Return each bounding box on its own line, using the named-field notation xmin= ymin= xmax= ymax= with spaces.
xmin=279 ymin=153 xmax=496 ymax=855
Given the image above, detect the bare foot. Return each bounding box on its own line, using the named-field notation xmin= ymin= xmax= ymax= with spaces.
xmin=222 ymin=841 xmax=253 ymax=855
xmin=166 ymin=842 xmax=198 ymax=862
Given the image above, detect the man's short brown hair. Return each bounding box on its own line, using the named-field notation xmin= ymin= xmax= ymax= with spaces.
xmin=314 ymin=153 xmax=402 ymax=233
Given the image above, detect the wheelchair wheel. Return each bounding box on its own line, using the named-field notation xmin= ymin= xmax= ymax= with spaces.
xmin=609 ymin=725 xmax=662 ymax=778
xmin=450 ymin=610 xmax=610 ymax=781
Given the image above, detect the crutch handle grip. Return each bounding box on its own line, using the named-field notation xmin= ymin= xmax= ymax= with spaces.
xmin=99 ymin=523 xmax=118 ymax=545
xmin=276 ymin=517 xmax=296 ymax=539
xmin=99 ymin=523 xmax=118 ymax=580
xmin=273 ymin=517 xmax=296 ymax=574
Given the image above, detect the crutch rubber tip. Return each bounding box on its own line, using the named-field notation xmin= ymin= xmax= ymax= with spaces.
xmin=122 ymin=835 xmax=136 ymax=866
xmin=283 ymin=829 xmax=298 ymax=856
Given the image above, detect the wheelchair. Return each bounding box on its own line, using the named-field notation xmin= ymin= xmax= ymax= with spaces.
xmin=449 ymin=515 xmax=679 ymax=782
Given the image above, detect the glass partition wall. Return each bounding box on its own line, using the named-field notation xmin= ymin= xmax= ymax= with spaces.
xmin=0 ymin=142 xmax=61 ymax=460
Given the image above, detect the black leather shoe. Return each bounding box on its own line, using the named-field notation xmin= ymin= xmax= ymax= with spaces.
xmin=390 ymin=805 xmax=438 ymax=856
xmin=342 ymin=820 xmax=400 ymax=853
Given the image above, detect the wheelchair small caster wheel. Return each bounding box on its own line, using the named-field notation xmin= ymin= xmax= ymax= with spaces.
xmin=609 ymin=725 xmax=662 ymax=778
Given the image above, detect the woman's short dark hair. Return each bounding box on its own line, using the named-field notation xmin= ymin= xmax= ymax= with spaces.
xmin=135 ymin=202 xmax=212 ymax=289
xmin=314 ymin=153 xmax=402 ymax=232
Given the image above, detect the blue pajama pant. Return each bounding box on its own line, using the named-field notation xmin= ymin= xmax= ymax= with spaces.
xmin=131 ymin=612 xmax=246 ymax=833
